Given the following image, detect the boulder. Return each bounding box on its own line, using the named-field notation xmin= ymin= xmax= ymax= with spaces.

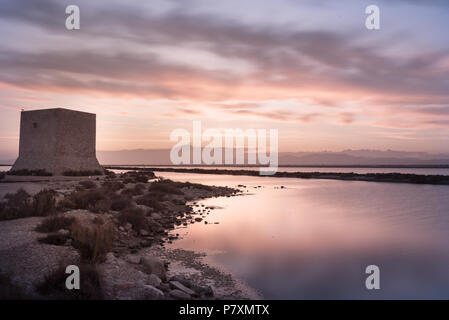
xmin=139 ymin=229 xmax=149 ymax=236
xmin=141 ymin=256 xmax=166 ymax=281
xmin=170 ymin=281 xmax=195 ymax=296
xmin=125 ymin=254 xmax=141 ymax=264
xmin=170 ymin=274 xmax=192 ymax=288
xmin=157 ymin=282 xmax=170 ymax=293
xmin=142 ymin=285 xmax=165 ymax=300
xmin=169 ymin=289 xmax=191 ymax=300
xmin=148 ymin=274 xmax=162 ymax=287
xmin=151 ymin=213 xmax=162 ymax=220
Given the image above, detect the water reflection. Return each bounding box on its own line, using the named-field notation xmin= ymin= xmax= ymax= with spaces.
xmin=160 ymin=172 xmax=449 ymax=299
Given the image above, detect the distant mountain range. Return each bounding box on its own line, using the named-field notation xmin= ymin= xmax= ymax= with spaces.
xmin=94 ymin=149 xmax=449 ymax=167
xmin=2 ymin=149 xmax=449 ymax=167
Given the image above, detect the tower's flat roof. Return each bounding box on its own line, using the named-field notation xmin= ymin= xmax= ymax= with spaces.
xmin=21 ymin=108 xmax=96 ymax=116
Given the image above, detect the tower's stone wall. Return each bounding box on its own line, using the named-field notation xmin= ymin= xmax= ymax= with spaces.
xmin=12 ymin=108 xmax=103 ymax=175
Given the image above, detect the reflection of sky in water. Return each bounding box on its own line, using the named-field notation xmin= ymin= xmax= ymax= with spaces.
xmin=115 ymin=166 xmax=449 ymax=176
xmin=159 ymin=172 xmax=449 ymax=299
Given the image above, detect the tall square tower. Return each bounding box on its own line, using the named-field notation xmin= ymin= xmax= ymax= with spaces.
xmin=11 ymin=108 xmax=103 ymax=175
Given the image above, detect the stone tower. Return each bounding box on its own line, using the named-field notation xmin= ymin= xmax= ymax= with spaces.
xmin=12 ymin=108 xmax=103 ymax=175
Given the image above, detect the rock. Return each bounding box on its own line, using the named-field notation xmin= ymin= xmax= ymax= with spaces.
xmin=151 ymin=213 xmax=162 ymax=219
xmin=169 ymin=289 xmax=191 ymax=300
xmin=125 ymin=223 xmax=132 ymax=231
xmin=57 ymin=229 xmax=70 ymax=236
xmin=125 ymin=254 xmax=141 ymax=264
xmin=194 ymin=217 xmax=203 ymax=222
xmin=148 ymin=274 xmax=162 ymax=287
xmin=170 ymin=281 xmax=195 ymax=295
xmin=119 ymin=226 xmax=125 ymax=232
xmin=140 ymin=239 xmax=152 ymax=247
xmin=105 ymin=252 xmax=116 ymax=264
xmin=157 ymin=282 xmax=170 ymax=292
xmin=139 ymin=229 xmax=149 ymax=236
xmin=142 ymin=285 xmax=165 ymax=300
xmin=141 ymin=256 xmax=166 ymax=281
xmin=203 ymin=285 xmax=215 ymax=297
xmin=170 ymin=274 xmax=192 ymax=288
xmin=192 ymin=284 xmax=215 ymax=297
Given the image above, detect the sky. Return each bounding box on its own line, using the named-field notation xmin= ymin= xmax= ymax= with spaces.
xmin=0 ymin=0 xmax=449 ymax=159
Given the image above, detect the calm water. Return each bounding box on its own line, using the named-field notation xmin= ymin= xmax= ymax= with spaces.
xmin=114 ymin=165 xmax=449 ymax=176
xmin=157 ymin=171 xmax=449 ymax=299
xmin=3 ymin=165 xmax=449 ymax=175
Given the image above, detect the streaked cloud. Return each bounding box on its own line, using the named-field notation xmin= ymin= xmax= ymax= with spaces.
xmin=0 ymin=0 xmax=448 ymax=154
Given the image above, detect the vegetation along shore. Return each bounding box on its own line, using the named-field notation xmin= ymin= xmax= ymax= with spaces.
xmin=105 ymin=167 xmax=449 ymax=186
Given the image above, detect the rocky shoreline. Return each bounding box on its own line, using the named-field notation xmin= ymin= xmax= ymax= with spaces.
xmin=0 ymin=170 xmax=258 ymax=300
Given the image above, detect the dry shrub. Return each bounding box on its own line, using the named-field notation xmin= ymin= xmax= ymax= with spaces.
xmin=149 ymin=179 xmax=184 ymax=195
xmin=121 ymin=183 xmax=146 ymax=197
xmin=136 ymin=193 xmax=165 ymax=211
xmin=36 ymin=215 xmax=76 ymax=233
xmin=121 ymin=171 xmax=155 ymax=184
xmin=71 ymin=222 xmax=115 ymax=263
xmin=33 ymin=189 xmax=57 ymax=216
xmin=63 ymin=170 xmax=103 ymax=177
xmin=0 ymin=188 xmax=33 ymax=220
xmin=118 ymin=207 xmax=147 ymax=231
xmin=62 ymin=189 xmax=108 ymax=212
xmin=110 ymin=195 xmax=133 ymax=211
xmin=78 ymin=180 xmax=97 ymax=190
xmin=8 ymin=169 xmax=52 ymax=176
xmin=91 ymin=198 xmax=111 ymax=213
xmin=102 ymin=180 xmax=125 ymax=192
xmin=36 ymin=264 xmax=103 ymax=300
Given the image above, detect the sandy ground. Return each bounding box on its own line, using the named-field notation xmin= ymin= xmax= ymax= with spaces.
xmin=0 ymin=216 xmax=79 ymax=296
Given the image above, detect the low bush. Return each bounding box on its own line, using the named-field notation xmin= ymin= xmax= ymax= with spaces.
xmin=36 ymin=215 xmax=76 ymax=233
xmin=71 ymin=222 xmax=115 ymax=263
xmin=91 ymin=198 xmax=111 ymax=213
xmin=35 ymin=264 xmax=103 ymax=299
xmin=78 ymin=180 xmax=97 ymax=190
xmin=62 ymin=189 xmax=109 ymax=212
xmin=148 ymin=179 xmax=184 ymax=195
xmin=135 ymin=193 xmax=165 ymax=211
xmin=118 ymin=207 xmax=147 ymax=231
xmin=121 ymin=183 xmax=146 ymax=197
xmin=121 ymin=171 xmax=155 ymax=184
xmin=7 ymin=169 xmax=52 ymax=176
xmin=110 ymin=195 xmax=133 ymax=211
xmin=33 ymin=189 xmax=57 ymax=216
xmin=63 ymin=170 xmax=104 ymax=177
xmin=0 ymin=188 xmax=33 ymax=220
xmin=102 ymin=180 xmax=125 ymax=192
